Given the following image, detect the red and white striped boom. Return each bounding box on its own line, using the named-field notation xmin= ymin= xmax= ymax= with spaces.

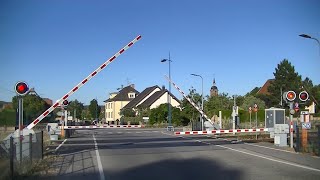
xmin=164 ymin=75 xmax=217 ymax=127
xmin=27 ymin=35 xmax=142 ymax=130
xmin=59 ymin=125 xmax=144 ymax=129
xmin=175 ymin=128 xmax=269 ymax=135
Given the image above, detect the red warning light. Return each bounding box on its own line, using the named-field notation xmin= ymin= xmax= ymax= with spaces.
xmin=299 ymin=91 xmax=309 ymax=102
xmin=15 ymin=81 xmax=29 ymax=96
xmin=286 ymin=91 xmax=296 ymax=102
xmin=62 ymin=100 xmax=69 ymax=106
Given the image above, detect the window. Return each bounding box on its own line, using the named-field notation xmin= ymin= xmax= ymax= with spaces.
xmin=111 ymin=103 xmax=113 ymax=109
xmin=128 ymin=93 xmax=135 ymax=98
xmin=111 ymin=112 xmax=113 ymax=118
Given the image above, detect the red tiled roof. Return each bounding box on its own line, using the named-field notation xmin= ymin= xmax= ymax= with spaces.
xmin=257 ymin=79 xmax=274 ymax=95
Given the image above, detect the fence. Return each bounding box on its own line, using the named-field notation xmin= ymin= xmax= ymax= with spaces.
xmin=0 ymin=131 xmax=43 ymax=179
xmin=294 ymin=123 xmax=320 ymax=156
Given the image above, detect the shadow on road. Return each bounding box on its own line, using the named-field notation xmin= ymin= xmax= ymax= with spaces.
xmin=112 ymin=157 xmax=244 ymax=180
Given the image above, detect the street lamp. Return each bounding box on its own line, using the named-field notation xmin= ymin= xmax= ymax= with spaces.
xmin=190 ymin=73 xmax=204 ymax=131
xmin=299 ymin=34 xmax=320 ymax=55
xmin=161 ymin=53 xmax=173 ymax=130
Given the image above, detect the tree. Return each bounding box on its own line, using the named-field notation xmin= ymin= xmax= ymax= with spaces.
xmin=149 ymin=103 xmax=186 ymax=126
xmin=235 ymin=95 xmax=245 ymax=108
xmin=88 ymin=99 xmax=101 ymax=120
xmin=245 ymin=87 xmax=260 ymax=97
xmin=67 ymin=99 xmax=84 ymax=120
xmin=268 ymin=59 xmax=302 ymax=107
xmin=180 ymin=88 xmax=202 ymax=123
xmin=241 ymin=95 xmax=266 ymax=110
xmin=204 ymin=93 xmax=233 ymax=117
xmin=12 ymin=94 xmax=48 ymax=124
xmin=121 ymin=108 xmax=136 ymax=117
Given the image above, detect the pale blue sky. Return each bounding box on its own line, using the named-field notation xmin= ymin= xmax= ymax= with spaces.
xmin=1 ymin=0 xmax=319 ymax=105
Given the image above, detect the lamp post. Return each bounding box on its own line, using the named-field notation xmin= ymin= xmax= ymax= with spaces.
xmin=161 ymin=53 xmax=172 ymax=130
xmin=299 ymin=34 xmax=320 ymax=55
xmin=190 ymin=73 xmax=204 ymax=131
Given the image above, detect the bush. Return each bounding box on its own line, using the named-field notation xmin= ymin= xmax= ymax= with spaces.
xmin=0 ymin=109 xmax=16 ymax=126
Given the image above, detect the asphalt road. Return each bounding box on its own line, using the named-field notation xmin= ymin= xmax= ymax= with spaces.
xmin=44 ymin=128 xmax=320 ymax=180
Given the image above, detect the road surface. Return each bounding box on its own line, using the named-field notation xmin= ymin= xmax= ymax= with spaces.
xmin=42 ymin=128 xmax=320 ymax=180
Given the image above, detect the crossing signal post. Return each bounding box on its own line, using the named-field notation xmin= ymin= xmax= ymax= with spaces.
xmin=60 ymin=100 xmax=69 ymax=138
xmin=282 ymin=90 xmax=309 ymax=149
xmin=14 ymin=81 xmax=29 ymax=147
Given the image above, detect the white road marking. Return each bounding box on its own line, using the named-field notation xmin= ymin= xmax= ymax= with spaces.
xmin=93 ymin=134 xmax=105 ymax=180
xmin=152 ymin=131 xmax=159 ymax=133
xmin=160 ymin=131 xmax=320 ymax=172
xmin=117 ymin=132 xmax=122 ymax=134
xmin=107 ymin=132 xmax=113 ymax=134
xmin=244 ymin=143 xmax=297 ymax=154
xmin=216 ymin=144 xmax=320 ymax=173
xmin=55 ymin=139 xmax=67 ymax=151
xmin=136 ymin=132 xmax=141 ymax=133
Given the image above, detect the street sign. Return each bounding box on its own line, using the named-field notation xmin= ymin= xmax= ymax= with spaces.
xmin=302 ymin=122 xmax=311 ymax=129
xmin=290 ymin=109 xmax=295 ymax=115
xmin=294 ymin=102 xmax=299 ymax=112
xmin=253 ymin=104 xmax=258 ymax=112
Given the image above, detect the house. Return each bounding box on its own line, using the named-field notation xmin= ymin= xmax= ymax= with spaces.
xmin=123 ymin=85 xmax=181 ymax=111
xmin=104 ymin=84 xmax=139 ymax=124
xmin=257 ymin=79 xmax=274 ymax=95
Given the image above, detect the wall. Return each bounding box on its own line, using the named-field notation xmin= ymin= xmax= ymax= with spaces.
xmin=150 ymin=92 xmax=180 ymax=109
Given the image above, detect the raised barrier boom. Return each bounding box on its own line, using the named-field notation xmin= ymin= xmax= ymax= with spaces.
xmin=26 ymin=35 xmax=142 ymax=130
xmin=164 ymin=75 xmax=220 ymax=129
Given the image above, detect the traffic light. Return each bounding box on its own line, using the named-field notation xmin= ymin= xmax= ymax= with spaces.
xmin=285 ymin=91 xmax=296 ymax=102
xmin=15 ymin=81 xmax=29 ymax=96
xmin=299 ymin=91 xmax=309 ymax=102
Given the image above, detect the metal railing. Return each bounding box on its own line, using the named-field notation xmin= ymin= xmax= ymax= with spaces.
xmin=0 ymin=131 xmax=43 ymax=179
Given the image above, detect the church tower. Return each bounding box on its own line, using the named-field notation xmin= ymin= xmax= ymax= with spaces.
xmin=210 ymin=78 xmax=218 ymax=97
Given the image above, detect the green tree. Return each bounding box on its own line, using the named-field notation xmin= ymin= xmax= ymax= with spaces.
xmin=241 ymin=95 xmax=266 ymax=110
xmin=121 ymin=108 xmax=136 ymax=117
xmin=12 ymin=94 xmax=48 ymax=124
xmin=149 ymin=104 xmax=168 ymax=124
xmin=149 ymin=103 xmax=186 ymax=126
xmin=67 ymin=99 xmax=84 ymax=120
xmin=88 ymin=99 xmax=101 ymax=120
xmin=245 ymin=87 xmax=260 ymax=97
xmin=268 ymin=59 xmax=302 ymax=107
xmin=204 ymin=93 xmax=233 ymax=117
xmin=179 ymin=88 xmax=202 ymax=123
xmin=236 ymin=95 xmax=245 ymax=108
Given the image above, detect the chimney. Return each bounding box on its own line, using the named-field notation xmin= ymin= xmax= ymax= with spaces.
xmin=162 ymin=85 xmax=165 ymax=90
xmin=130 ymin=84 xmax=135 ymax=89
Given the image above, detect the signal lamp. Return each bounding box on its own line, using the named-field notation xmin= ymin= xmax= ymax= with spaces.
xmin=299 ymin=91 xmax=309 ymax=102
xmin=15 ymin=81 xmax=29 ymax=96
xmin=62 ymin=100 xmax=69 ymax=106
xmin=285 ymin=91 xmax=296 ymax=102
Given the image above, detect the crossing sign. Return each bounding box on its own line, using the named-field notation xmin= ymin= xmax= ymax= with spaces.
xmin=302 ymin=122 xmax=311 ymax=129
xmin=253 ymin=104 xmax=258 ymax=112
